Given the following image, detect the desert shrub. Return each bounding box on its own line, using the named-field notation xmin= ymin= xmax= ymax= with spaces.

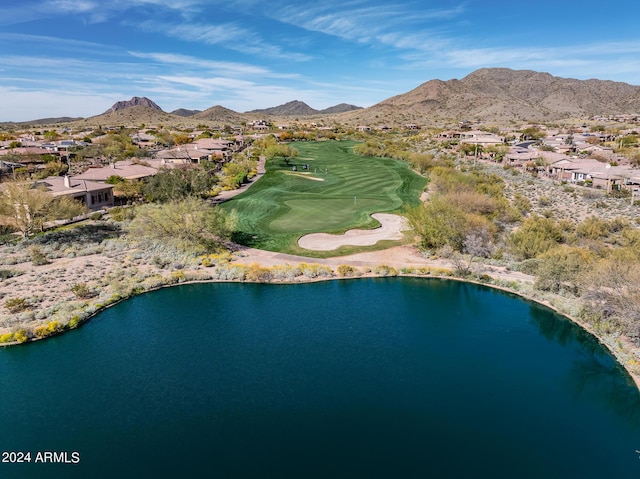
xmin=29 ymin=246 xmax=49 ymax=265
xmin=508 ymin=215 xmax=564 ymax=259
xmin=71 ymin=283 xmax=95 ymax=299
xmin=373 ymin=265 xmax=398 ymax=276
xmin=444 ymin=190 xmax=499 ymax=217
xmin=270 ymin=264 xmax=301 ymax=280
xmin=576 ymin=216 xmax=609 ymax=240
xmin=0 ymin=333 xmax=14 ymax=343
xmin=296 ymin=263 xmax=333 ymax=278
xmin=534 ymin=246 xmax=594 ymax=294
xmin=47 ymin=321 xmax=63 ymax=333
xmin=89 ymin=212 xmax=102 ymax=221
xmin=13 ymin=329 xmax=28 ymax=343
xmin=109 ymin=206 xmax=134 ymax=222
xmin=129 ymin=197 xmax=236 ymax=253
xmin=406 ymin=197 xmax=468 ymax=250
xmin=68 ymin=315 xmax=82 ymax=329
xmin=429 ymin=267 xmax=453 ymax=276
xmin=143 ymin=167 xmax=219 ymax=202
xmin=337 ymin=264 xmax=357 ymax=277
xmin=0 ymin=269 xmax=22 ymax=281
xmin=537 ymin=195 xmax=552 ymax=207
xmin=152 ymin=256 xmax=171 ymax=269
xmin=0 ymin=224 xmax=19 ymax=244
xmin=211 ymin=264 xmax=247 ymax=281
xmin=512 ymin=193 xmax=532 ymax=214
xmin=33 ymin=326 xmax=49 ymax=338
xmin=245 ymin=263 xmax=273 ymax=282
xmin=5 ymin=297 xmax=28 ymax=313
xmin=582 ymin=189 xmax=604 ymax=200
xmin=200 ymin=257 xmax=214 ymax=267
xmin=516 ymin=258 xmax=542 ymax=275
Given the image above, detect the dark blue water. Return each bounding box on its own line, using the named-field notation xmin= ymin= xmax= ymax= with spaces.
xmin=1 ymin=278 xmax=639 ymax=478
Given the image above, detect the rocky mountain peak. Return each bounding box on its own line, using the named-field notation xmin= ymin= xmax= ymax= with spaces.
xmin=104 ymin=97 xmax=163 ymax=114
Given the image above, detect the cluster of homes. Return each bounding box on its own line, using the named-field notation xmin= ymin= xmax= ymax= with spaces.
xmin=0 ymin=131 xmax=244 ymax=210
xmin=445 ymin=127 xmax=640 ymax=197
xmin=2 ymin=121 xmax=640 ymax=213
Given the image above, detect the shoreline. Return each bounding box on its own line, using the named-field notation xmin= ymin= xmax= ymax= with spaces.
xmin=2 ymin=244 xmax=639 ymax=392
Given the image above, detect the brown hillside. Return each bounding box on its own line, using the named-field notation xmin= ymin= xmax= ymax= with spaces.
xmin=192 ymin=105 xmax=248 ymax=124
xmin=80 ymin=106 xmax=183 ymax=126
xmin=364 ymin=68 xmax=640 ymax=123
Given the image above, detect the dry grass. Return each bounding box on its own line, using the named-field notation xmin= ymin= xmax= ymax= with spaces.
xmin=488 ymin=163 xmax=638 ymax=224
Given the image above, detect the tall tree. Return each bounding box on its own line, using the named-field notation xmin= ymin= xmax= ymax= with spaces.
xmin=264 ymin=144 xmax=299 ymax=166
xmin=0 ymin=181 xmax=87 ymax=237
xmin=128 ymin=197 xmax=236 ymax=252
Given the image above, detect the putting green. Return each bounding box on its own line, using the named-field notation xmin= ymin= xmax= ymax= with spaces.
xmin=221 ymin=140 xmax=427 ymax=255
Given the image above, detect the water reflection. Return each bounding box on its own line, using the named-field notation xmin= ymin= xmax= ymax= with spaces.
xmin=529 ymin=303 xmax=640 ymax=425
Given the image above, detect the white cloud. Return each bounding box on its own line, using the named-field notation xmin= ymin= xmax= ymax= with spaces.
xmin=275 ymin=1 xmax=465 ymax=46
xmin=136 ymin=20 xmax=311 ymax=61
xmin=128 ymin=51 xmax=269 ymax=75
xmin=128 ymin=51 xmax=303 ymax=79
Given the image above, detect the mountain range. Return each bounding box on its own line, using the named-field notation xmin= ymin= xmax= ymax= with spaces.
xmin=5 ymin=68 xmax=640 ymax=126
xmin=246 ymin=100 xmax=362 ymax=116
xmin=364 ymin=68 xmax=640 ymax=123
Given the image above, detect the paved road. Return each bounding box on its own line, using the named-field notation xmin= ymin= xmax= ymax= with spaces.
xmin=211 ymin=156 xmax=266 ymax=204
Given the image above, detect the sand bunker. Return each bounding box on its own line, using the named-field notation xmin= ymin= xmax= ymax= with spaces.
xmin=298 ymin=213 xmax=409 ymax=251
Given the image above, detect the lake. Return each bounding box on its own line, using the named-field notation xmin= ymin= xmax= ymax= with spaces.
xmin=1 ymin=278 xmax=639 ymax=478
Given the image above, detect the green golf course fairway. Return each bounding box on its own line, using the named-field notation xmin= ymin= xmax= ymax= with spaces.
xmin=222 ymin=140 xmax=427 ymax=256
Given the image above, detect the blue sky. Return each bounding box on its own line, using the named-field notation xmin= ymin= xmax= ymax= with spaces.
xmin=1 ymin=0 xmax=640 ymax=122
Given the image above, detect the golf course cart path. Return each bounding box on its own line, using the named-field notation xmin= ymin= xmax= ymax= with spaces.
xmin=298 ymin=213 xmax=409 ymax=251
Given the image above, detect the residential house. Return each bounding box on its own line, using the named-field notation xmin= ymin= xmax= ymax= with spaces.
xmin=549 ymin=158 xmax=640 ymax=192
xmin=459 ymin=131 xmax=505 ymax=147
xmin=504 ymin=147 xmax=539 ymax=165
xmin=154 ymin=138 xmax=233 ymax=165
xmin=35 ymin=176 xmax=115 ymax=209
xmin=73 ymin=160 xmax=159 ymax=182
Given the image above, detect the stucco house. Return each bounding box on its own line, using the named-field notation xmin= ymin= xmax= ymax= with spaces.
xmin=35 ymin=176 xmax=115 ymax=209
xmin=73 ymin=161 xmax=159 ymax=182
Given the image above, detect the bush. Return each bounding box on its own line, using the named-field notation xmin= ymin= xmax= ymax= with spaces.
xmin=109 ymin=206 xmax=134 ymax=222
xmin=512 ymin=193 xmax=532 ymax=214
xmin=508 ymin=215 xmax=564 ymax=259
xmin=68 ymin=315 xmax=83 ymax=329
xmin=337 ymin=264 xmax=357 ymax=277
xmin=13 ymin=329 xmax=28 ymax=343
xmin=0 ymin=269 xmax=22 ymax=281
xmin=0 ymin=333 xmax=14 ymax=343
xmin=537 ymin=196 xmax=552 ymax=207
xmin=373 ymin=265 xmax=398 ymax=276
xmin=534 ymin=246 xmax=593 ymax=294
xmin=47 ymin=321 xmax=63 ymax=334
xmin=245 ymin=263 xmax=272 ymax=282
xmin=5 ymin=297 xmax=28 ymax=313
xmin=33 ymin=326 xmax=49 ymax=338
xmin=296 ymin=263 xmax=333 ymax=278
xmin=29 ymin=246 xmax=49 ymax=266
xmin=517 ymin=258 xmax=542 ymax=275
xmin=71 ymin=283 xmax=95 ymax=299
